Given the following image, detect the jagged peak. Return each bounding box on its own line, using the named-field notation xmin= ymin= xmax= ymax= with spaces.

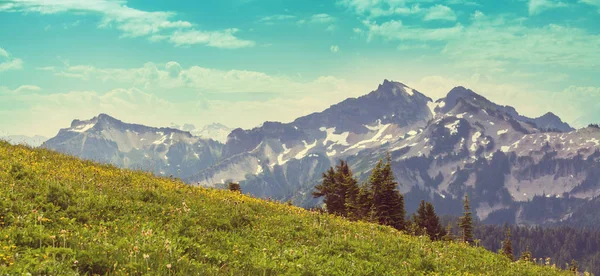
xmin=372 ymin=79 xmax=423 ymax=99
xmin=537 ymin=112 xmax=559 ymax=119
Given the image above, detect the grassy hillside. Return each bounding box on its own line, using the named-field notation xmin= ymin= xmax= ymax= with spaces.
xmin=0 ymin=141 xmax=569 ymax=275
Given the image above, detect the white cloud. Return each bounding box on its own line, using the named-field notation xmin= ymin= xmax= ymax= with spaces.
xmin=424 ymin=4 xmax=457 ymax=21
xmin=0 ymin=0 xmax=254 ymax=49
xmin=580 ymin=0 xmax=600 ymax=12
xmin=0 ymin=85 xmax=41 ymax=94
xmin=364 ymin=20 xmax=464 ymax=41
xmin=258 ymin=14 xmax=296 ymax=23
xmin=337 ymin=0 xmax=431 ymax=18
xmin=442 ymin=13 xmax=600 ymax=69
xmin=0 ymin=74 xmax=372 ymax=137
xmin=330 ymin=45 xmax=340 ymax=53
xmin=0 ymin=47 xmax=23 ymax=72
xmin=0 ymin=47 xmax=8 ymax=58
xmin=297 ymin=13 xmax=336 ymax=25
xmin=50 ymin=61 xmax=372 ymax=98
xmin=551 ymin=86 xmax=600 ymax=126
xmin=528 ymin=0 xmax=568 ymax=15
xmin=158 ymin=29 xmax=255 ymax=48
xmin=36 ymin=66 xmax=56 ymax=71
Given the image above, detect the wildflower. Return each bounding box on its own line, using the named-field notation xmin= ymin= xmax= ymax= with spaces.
xmin=166 ymin=264 xmax=172 ymax=269
xmin=74 ymin=260 xmax=79 ymax=265
xmin=143 ymin=254 xmax=149 ymax=259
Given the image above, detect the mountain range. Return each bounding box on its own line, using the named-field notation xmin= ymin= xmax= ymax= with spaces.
xmin=41 ymin=80 xmax=600 ymax=226
xmin=1 ymin=135 xmax=48 ymax=147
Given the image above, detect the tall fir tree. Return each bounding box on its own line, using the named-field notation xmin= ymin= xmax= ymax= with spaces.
xmin=458 ymin=195 xmax=474 ymax=244
xmin=501 ymin=224 xmax=514 ymax=261
xmin=337 ymin=160 xmax=360 ymax=219
xmin=414 ymin=200 xmax=445 ymax=240
xmin=313 ymin=160 xmax=359 ymax=217
xmin=425 ymin=201 xmax=446 ymax=240
xmin=372 ymin=154 xmax=406 ymax=231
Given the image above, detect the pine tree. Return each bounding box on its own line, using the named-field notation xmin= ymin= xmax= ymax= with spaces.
xmin=337 ymin=160 xmax=360 ymax=219
xmin=501 ymin=224 xmax=514 ymax=261
xmin=519 ymin=246 xmax=533 ymax=263
xmin=424 ymin=201 xmax=445 ymax=240
xmin=313 ymin=160 xmax=359 ymax=217
xmin=372 ymin=154 xmax=406 ymax=231
xmin=313 ymin=167 xmax=344 ymax=215
xmin=458 ymin=195 xmax=474 ymax=244
xmin=442 ymin=222 xmax=454 ymax=242
xmin=414 ymin=200 xmax=446 ymax=240
xmin=355 ymin=182 xmax=374 ymax=221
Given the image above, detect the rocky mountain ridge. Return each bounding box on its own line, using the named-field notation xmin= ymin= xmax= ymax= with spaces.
xmin=44 ymin=80 xmax=599 ymax=225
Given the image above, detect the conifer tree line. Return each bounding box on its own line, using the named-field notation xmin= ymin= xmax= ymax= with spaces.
xmin=313 ymin=155 xmax=472 ymax=242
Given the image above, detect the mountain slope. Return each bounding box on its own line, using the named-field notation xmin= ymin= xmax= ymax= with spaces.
xmin=188 ymin=80 xmax=434 ymax=200
xmin=188 ymin=81 xmax=596 ymax=225
xmin=0 ymin=141 xmax=567 ymax=275
xmin=42 ymin=114 xmax=223 ymax=179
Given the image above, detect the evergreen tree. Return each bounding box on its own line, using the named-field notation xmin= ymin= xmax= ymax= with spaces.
xmin=372 ymin=154 xmax=406 ymax=231
xmin=442 ymin=222 xmax=455 ymax=242
xmin=227 ymin=182 xmax=241 ymax=193
xmin=458 ymin=195 xmax=474 ymax=244
xmin=409 ymin=214 xmax=426 ymax=236
xmin=313 ymin=167 xmax=340 ymax=214
xmin=520 ymin=246 xmax=533 ymax=263
xmin=337 ymin=160 xmax=359 ymax=219
xmin=414 ymin=200 xmax=446 ymax=240
xmin=355 ymin=182 xmax=375 ymax=221
xmin=501 ymin=224 xmax=514 ymax=261
xmin=313 ymin=160 xmax=359 ymax=217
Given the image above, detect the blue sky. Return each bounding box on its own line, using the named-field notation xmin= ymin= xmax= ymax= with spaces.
xmin=0 ymin=0 xmax=599 ymax=137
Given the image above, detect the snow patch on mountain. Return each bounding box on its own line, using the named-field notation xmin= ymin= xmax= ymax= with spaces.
xmin=320 ymin=127 xmax=350 ymax=149
xmin=296 ymin=140 xmax=318 ymax=159
xmin=71 ymin=123 xmax=96 ymax=133
xmin=445 ymin=120 xmax=461 ymax=135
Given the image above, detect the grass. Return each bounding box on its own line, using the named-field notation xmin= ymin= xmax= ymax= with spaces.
xmin=0 ymin=141 xmax=570 ymax=275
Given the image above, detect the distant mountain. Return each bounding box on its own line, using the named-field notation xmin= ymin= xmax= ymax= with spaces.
xmin=170 ymin=122 xmax=233 ymax=143
xmin=46 ymin=80 xmax=600 ymax=227
xmin=1 ymin=135 xmax=47 ymax=147
xmin=188 ymin=80 xmax=434 ymax=201
xmin=187 ymin=80 xmax=597 ymax=225
xmin=42 ymin=114 xmax=223 ymax=178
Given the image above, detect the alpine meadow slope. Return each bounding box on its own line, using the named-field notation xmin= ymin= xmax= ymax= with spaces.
xmin=0 ymin=141 xmax=569 ymax=275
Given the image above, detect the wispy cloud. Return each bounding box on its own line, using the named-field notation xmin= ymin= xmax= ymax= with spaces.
xmin=443 ymin=12 xmax=600 ymax=69
xmin=297 ymin=13 xmax=336 ymax=25
xmin=528 ymin=0 xmax=568 ymax=15
xmin=330 ymin=45 xmax=340 ymax=53
xmin=424 ymin=5 xmax=457 ymax=21
xmin=0 ymin=85 xmax=41 ymax=94
xmin=0 ymin=47 xmax=23 ymax=72
xmin=364 ymin=20 xmax=464 ymax=42
xmin=258 ymin=14 xmax=296 ymax=24
xmin=579 ymin=0 xmax=600 ymax=12
xmin=0 ymin=0 xmax=254 ymax=49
